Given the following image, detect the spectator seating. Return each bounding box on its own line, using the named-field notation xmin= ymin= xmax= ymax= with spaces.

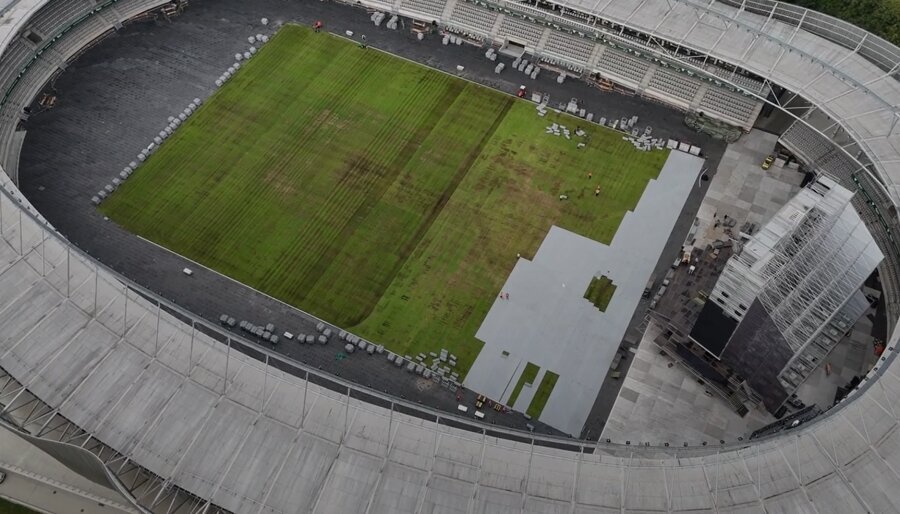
xmin=543 ymin=31 xmax=594 ymax=65
xmin=596 ymin=47 xmax=650 ymax=86
xmin=400 ymin=0 xmax=447 ymax=19
xmin=449 ymin=1 xmax=497 ymax=34
xmin=28 ymin=0 xmax=93 ymax=37
xmin=698 ymin=87 xmax=758 ymax=126
xmin=498 ymin=16 xmax=544 ymax=47
xmin=780 ymin=119 xmax=835 ymax=163
xmin=647 ymin=69 xmax=699 ymax=103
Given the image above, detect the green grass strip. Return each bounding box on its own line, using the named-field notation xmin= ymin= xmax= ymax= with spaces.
xmin=506 ymin=361 xmax=539 ymax=407
xmin=526 ymin=370 xmax=560 ymax=419
xmin=0 ymin=497 xmax=38 ymax=514
xmin=584 ymin=275 xmax=616 ymax=311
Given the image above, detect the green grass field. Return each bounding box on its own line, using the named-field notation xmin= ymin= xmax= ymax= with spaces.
xmin=527 ymin=371 xmax=559 ymax=419
xmin=584 ymin=275 xmax=616 ymax=311
xmin=101 ymin=24 xmax=667 ymax=376
xmin=506 ymin=362 xmax=539 ymax=407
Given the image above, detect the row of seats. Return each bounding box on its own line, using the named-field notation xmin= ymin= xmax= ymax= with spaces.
xmin=647 ymin=69 xmax=698 ymax=102
xmin=29 ymin=0 xmax=94 ymax=36
xmin=400 ymin=0 xmax=446 ymax=19
xmin=498 ymin=16 xmax=544 ymax=47
xmin=698 ymin=87 xmax=757 ymax=124
xmin=705 ymin=64 xmax=765 ymax=94
xmin=449 ymin=1 xmax=496 ymax=34
xmin=818 ymin=151 xmax=858 ymax=184
xmin=47 ymin=14 xmax=111 ymax=61
xmin=596 ymin=47 xmax=650 ymax=85
xmin=781 ymin=121 xmax=834 ymax=162
xmin=543 ymin=31 xmax=593 ymax=64
xmin=0 ymin=39 xmax=31 ymax=100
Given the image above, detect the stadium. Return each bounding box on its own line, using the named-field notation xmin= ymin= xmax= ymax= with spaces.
xmin=0 ymin=0 xmax=899 ymax=512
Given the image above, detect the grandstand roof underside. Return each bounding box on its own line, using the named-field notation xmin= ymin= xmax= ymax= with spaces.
xmin=3 ymin=0 xmax=900 ymax=512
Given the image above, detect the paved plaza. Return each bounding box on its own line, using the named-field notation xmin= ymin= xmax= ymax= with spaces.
xmin=601 ymin=322 xmax=775 ymax=444
xmin=693 ymin=129 xmax=804 ymax=248
xmin=465 ymin=151 xmax=703 ymax=435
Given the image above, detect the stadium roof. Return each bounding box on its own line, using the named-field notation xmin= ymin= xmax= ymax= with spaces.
xmin=3 ymin=0 xmax=900 ymax=512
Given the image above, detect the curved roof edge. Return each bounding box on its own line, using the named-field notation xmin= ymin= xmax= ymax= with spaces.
xmin=0 ymin=0 xmax=900 ymax=512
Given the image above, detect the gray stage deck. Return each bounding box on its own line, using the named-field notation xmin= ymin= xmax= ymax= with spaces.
xmin=465 ymin=151 xmax=703 ymax=435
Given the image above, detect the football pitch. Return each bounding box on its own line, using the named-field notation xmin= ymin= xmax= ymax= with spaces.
xmin=101 ymin=24 xmax=668 ymax=376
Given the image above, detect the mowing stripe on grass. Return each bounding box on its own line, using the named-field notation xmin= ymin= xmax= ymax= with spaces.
xmin=101 ymin=24 xmax=667 ymax=379
xmin=526 ymin=370 xmax=560 ymax=419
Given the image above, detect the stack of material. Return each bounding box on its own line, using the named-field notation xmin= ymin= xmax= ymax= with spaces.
xmin=622 ymin=131 xmax=666 ymax=151
xmin=544 ymin=123 xmax=571 ymax=139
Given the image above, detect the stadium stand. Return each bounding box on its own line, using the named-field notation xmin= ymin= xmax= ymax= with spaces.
xmin=448 ymin=1 xmax=496 ymax=34
xmin=497 ymin=15 xmax=544 ymax=48
xmin=1 ymin=0 xmax=900 ymax=512
xmin=646 ymin=69 xmax=699 ymax=104
xmin=781 ymin=117 xmax=835 ymax=163
xmin=698 ymin=87 xmax=760 ymax=127
xmin=595 ymin=47 xmax=651 ymax=87
xmin=0 ymin=39 xmax=31 ymax=94
xmin=705 ymin=64 xmax=766 ymax=95
xmin=26 ymin=0 xmax=89 ymax=37
xmin=542 ymin=31 xmax=594 ymax=65
xmin=400 ymin=0 xmax=447 ymax=19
